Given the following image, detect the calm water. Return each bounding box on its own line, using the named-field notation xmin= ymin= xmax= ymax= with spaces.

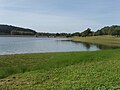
xmin=0 ymin=37 xmax=118 ymax=55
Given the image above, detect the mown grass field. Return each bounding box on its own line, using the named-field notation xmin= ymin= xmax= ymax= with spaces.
xmin=0 ymin=49 xmax=120 ymax=90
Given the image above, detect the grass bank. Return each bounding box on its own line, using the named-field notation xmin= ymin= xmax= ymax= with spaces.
xmin=0 ymin=49 xmax=120 ymax=90
xmin=72 ymin=35 xmax=120 ymax=47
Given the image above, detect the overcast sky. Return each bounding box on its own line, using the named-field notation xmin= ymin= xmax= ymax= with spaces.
xmin=0 ymin=0 xmax=120 ymax=33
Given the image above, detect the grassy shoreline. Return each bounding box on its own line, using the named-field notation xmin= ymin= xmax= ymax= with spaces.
xmin=72 ymin=35 xmax=120 ymax=47
xmin=0 ymin=49 xmax=120 ymax=89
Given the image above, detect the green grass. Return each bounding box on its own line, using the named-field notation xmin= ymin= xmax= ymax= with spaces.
xmin=0 ymin=49 xmax=120 ymax=90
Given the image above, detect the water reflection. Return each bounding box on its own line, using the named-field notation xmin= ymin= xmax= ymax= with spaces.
xmin=61 ymin=40 xmax=120 ymax=50
xmin=95 ymin=44 xmax=119 ymax=49
xmin=81 ymin=42 xmax=91 ymax=50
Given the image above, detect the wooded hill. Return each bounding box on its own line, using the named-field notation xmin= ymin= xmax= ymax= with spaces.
xmin=0 ymin=25 xmax=36 ymax=35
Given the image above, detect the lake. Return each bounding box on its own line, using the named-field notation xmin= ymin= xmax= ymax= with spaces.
xmin=0 ymin=37 xmax=117 ymax=55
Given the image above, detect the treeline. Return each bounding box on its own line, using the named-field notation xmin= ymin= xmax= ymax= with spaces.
xmin=37 ymin=25 xmax=120 ymax=37
xmin=0 ymin=24 xmax=72 ymax=37
xmin=76 ymin=25 xmax=120 ymax=37
xmin=0 ymin=25 xmax=36 ymax=35
xmin=1 ymin=24 xmax=120 ymax=37
xmin=36 ymin=32 xmax=72 ymax=37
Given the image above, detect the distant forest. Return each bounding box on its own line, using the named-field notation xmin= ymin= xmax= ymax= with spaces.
xmin=0 ymin=24 xmax=120 ymax=37
xmin=0 ymin=25 xmax=36 ymax=36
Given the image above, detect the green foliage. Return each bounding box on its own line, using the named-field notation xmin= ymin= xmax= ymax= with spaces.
xmin=95 ymin=30 xmax=103 ymax=36
xmin=71 ymin=32 xmax=81 ymax=36
xmin=79 ymin=25 xmax=120 ymax=37
xmin=95 ymin=25 xmax=120 ymax=36
xmin=81 ymin=28 xmax=93 ymax=37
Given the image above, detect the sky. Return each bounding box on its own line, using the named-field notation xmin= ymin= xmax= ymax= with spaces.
xmin=0 ymin=0 xmax=120 ymax=33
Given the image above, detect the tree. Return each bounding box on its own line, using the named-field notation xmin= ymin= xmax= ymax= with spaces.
xmin=72 ymin=32 xmax=81 ymax=36
xmin=95 ymin=30 xmax=103 ymax=36
xmin=81 ymin=28 xmax=92 ymax=37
